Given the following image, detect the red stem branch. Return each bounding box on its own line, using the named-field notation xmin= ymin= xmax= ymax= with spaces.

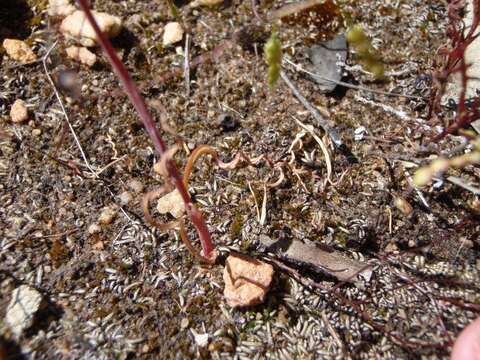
xmin=75 ymin=0 xmax=215 ymax=257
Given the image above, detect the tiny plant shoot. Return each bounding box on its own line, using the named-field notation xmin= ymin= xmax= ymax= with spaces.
xmin=264 ymin=31 xmax=282 ymax=87
xmin=346 ymin=25 xmax=385 ymax=79
xmin=166 ymin=0 xmax=179 ymax=18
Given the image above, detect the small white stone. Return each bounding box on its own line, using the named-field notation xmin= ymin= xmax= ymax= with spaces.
xmin=156 ymin=189 xmax=184 ymax=218
xmin=128 ymin=179 xmax=144 ymax=193
xmin=10 ymin=99 xmax=28 ymax=123
xmin=190 ymin=0 xmax=223 ymax=7
xmin=60 ymin=10 xmax=122 ymax=47
xmin=119 ymin=191 xmax=133 ymax=205
xmin=98 ymin=207 xmax=116 ymax=225
xmin=48 ymin=0 xmax=76 ymax=17
xmin=66 ymin=46 xmax=96 ymax=67
xmin=2 ymin=39 xmax=37 ymax=63
xmin=163 ymin=22 xmax=184 ymax=46
xmin=6 ymin=285 xmax=43 ymax=337
xmin=88 ymin=223 xmax=101 ymax=234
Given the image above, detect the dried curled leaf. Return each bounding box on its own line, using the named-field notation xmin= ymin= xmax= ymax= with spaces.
xmin=264 ymin=32 xmax=282 ymax=87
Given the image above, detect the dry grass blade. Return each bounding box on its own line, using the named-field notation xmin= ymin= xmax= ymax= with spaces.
xmin=280 ymin=71 xmax=342 ymax=147
xmin=293 ymin=116 xmax=333 ymax=184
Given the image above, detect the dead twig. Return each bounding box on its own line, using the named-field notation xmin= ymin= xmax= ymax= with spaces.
xmin=446 ymin=175 xmax=480 ymax=195
xmin=268 ymin=258 xmax=450 ymax=350
xmin=184 ymin=33 xmax=191 ymax=97
xmin=42 ymin=41 xmax=95 ymax=175
xmin=284 ymin=58 xmax=424 ymax=100
xmin=321 ymin=310 xmax=347 ymax=355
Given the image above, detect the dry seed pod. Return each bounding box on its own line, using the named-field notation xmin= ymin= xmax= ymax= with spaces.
xmin=393 ymin=196 xmax=413 ymax=215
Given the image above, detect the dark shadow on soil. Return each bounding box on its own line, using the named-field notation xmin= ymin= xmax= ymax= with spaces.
xmin=24 ymin=299 xmax=64 ymax=339
xmin=174 ymin=0 xmax=190 ymax=7
xmin=0 ymin=336 xmax=26 ymax=360
xmin=337 ymin=144 xmax=359 ymax=164
xmin=0 ymin=0 xmax=34 ymax=42
xmin=111 ymin=28 xmax=140 ymax=61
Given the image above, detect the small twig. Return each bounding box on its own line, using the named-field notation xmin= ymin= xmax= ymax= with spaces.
xmin=393 ymin=270 xmax=454 ymax=345
xmin=184 ymin=33 xmax=191 ymax=97
xmin=268 ymin=258 xmax=449 ymax=350
xmin=94 ymin=155 xmax=127 ymax=176
xmin=42 ymin=41 xmax=96 ymax=175
xmin=446 ymin=175 xmax=480 ymax=195
xmin=321 ymin=310 xmax=347 ymax=355
xmin=284 ymin=58 xmax=423 ymax=100
xmin=280 ymin=71 xmax=342 ymax=147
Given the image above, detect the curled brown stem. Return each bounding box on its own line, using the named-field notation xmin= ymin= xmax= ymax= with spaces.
xmin=184 ymin=145 xmax=286 ymax=192
xmin=184 ymin=145 xmax=223 ymax=187
xmin=268 ymin=166 xmax=285 ymax=188
xmin=141 ymin=185 xmax=178 ymax=231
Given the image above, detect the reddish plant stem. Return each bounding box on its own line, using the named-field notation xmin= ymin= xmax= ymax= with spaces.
xmin=432 ymin=0 xmax=480 ymax=140
xmin=75 ymin=0 xmax=214 ymax=257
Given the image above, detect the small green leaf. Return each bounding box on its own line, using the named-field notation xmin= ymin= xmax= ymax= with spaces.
xmin=166 ymin=0 xmax=179 ymax=18
xmin=346 ymin=25 xmax=384 ymax=79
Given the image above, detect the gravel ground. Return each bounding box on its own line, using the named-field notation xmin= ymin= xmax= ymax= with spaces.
xmin=1 ymin=0 xmax=479 ymax=359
